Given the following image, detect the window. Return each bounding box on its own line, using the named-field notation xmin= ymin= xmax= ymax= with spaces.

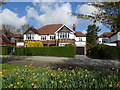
xmin=41 ymin=36 xmax=46 ymax=40
xmin=79 ymin=37 xmax=82 ymax=41
xmin=50 ymin=36 xmax=55 ymax=40
xmin=59 ymin=32 xmax=69 ymax=39
xmin=11 ymin=38 xmax=15 ymax=42
xmin=26 ymin=34 xmax=34 ymax=40
xmin=102 ymin=38 xmax=109 ymax=43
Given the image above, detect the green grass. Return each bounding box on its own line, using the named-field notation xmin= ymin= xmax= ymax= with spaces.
xmin=1 ymin=64 xmax=120 ymax=88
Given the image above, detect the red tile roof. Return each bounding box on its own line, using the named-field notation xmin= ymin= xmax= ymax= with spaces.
xmin=0 ymin=33 xmax=10 ymax=44
xmin=37 ymin=24 xmax=63 ymax=35
xmin=13 ymin=34 xmax=23 ymax=38
xmin=99 ymin=32 xmax=113 ymax=38
xmin=75 ymin=31 xmax=86 ymax=37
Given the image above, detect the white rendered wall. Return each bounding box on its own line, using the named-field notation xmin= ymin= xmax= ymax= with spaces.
xmin=75 ymin=37 xmax=86 ymax=42
xmin=75 ymin=42 xmax=86 ymax=47
xmin=117 ymin=32 xmax=120 ymax=40
xmin=104 ymin=43 xmax=117 ymax=46
xmin=16 ymin=42 xmax=24 ymax=46
xmin=97 ymin=38 xmax=102 ymax=44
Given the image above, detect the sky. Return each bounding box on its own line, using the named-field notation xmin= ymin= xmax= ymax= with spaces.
xmin=1 ymin=0 xmax=112 ymax=34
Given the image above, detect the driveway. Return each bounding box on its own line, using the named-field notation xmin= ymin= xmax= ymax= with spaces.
xmin=1 ymin=55 xmax=120 ymax=72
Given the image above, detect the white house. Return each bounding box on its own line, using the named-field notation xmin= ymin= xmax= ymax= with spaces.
xmin=97 ymin=32 xmax=117 ymax=46
xmin=109 ymin=30 xmax=120 ymax=46
xmin=23 ymin=24 xmax=86 ymax=55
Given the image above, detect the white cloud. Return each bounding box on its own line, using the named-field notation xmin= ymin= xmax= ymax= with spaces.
xmin=82 ymin=30 xmax=87 ymax=34
xmin=26 ymin=2 xmax=78 ymax=27
xmin=76 ymin=4 xmax=103 ymax=27
xmin=77 ymin=4 xmax=99 ymax=16
xmin=0 ymin=9 xmax=27 ymax=29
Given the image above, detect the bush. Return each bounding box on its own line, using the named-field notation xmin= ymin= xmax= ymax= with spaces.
xmin=0 ymin=46 xmax=13 ymax=55
xmin=28 ymin=41 xmax=43 ymax=47
xmin=14 ymin=45 xmax=76 ymax=58
xmin=88 ymin=44 xmax=120 ymax=60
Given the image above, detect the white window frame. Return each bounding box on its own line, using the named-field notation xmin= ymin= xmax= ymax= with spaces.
xmin=79 ymin=37 xmax=82 ymax=41
xmin=41 ymin=36 xmax=46 ymax=40
xmin=59 ymin=32 xmax=69 ymax=39
xmin=50 ymin=35 xmax=55 ymax=40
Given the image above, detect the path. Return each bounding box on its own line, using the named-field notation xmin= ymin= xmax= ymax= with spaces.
xmin=1 ymin=55 xmax=120 ymax=72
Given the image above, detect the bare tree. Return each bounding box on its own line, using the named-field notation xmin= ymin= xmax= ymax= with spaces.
xmin=19 ymin=24 xmax=33 ymax=34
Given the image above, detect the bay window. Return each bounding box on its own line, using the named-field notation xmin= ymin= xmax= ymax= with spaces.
xmin=59 ymin=32 xmax=69 ymax=39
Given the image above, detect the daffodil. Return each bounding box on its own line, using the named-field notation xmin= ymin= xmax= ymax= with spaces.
xmin=109 ymin=84 xmax=112 ymax=87
xmin=59 ymin=80 xmax=62 ymax=84
xmin=78 ymin=72 xmax=80 ymax=74
xmin=13 ymin=86 xmax=16 ymax=88
xmin=16 ymin=73 xmax=19 ymax=75
xmin=31 ymin=83 xmax=34 ymax=86
xmin=10 ymin=84 xmax=13 ymax=87
xmin=33 ymin=86 xmax=37 ymax=88
xmin=92 ymin=79 xmax=95 ymax=81
xmin=51 ymin=81 xmax=54 ymax=84
xmin=17 ymin=82 xmax=20 ymax=84
xmin=2 ymin=75 xmax=4 ymax=77
xmin=41 ymin=78 xmax=45 ymax=81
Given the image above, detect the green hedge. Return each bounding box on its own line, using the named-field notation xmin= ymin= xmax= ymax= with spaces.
xmin=0 ymin=46 xmax=13 ymax=55
xmin=88 ymin=44 xmax=120 ymax=60
xmin=14 ymin=45 xmax=76 ymax=58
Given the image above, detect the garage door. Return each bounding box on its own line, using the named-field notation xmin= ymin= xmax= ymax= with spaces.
xmin=76 ymin=47 xmax=84 ymax=55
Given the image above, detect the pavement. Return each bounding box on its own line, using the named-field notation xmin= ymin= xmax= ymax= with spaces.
xmin=1 ymin=55 xmax=120 ymax=72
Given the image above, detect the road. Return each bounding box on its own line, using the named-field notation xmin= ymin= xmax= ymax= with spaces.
xmin=1 ymin=55 xmax=120 ymax=72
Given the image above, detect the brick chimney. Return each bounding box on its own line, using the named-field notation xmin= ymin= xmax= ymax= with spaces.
xmin=73 ymin=24 xmax=76 ymax=31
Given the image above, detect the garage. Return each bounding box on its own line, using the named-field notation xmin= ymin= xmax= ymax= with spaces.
xmin=76 ymin=47 xmax=85 ymax=55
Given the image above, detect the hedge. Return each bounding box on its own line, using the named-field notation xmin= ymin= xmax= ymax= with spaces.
xmin=88 ymin=44 xmax=120 ymax=60
xmin=14 ymin=45 xmax=76 ymax=58
xmin=0 ymin=46 xmax=13 ymax=55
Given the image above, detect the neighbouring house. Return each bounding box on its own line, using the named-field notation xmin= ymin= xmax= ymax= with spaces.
xmin=24 ymin=24 xmax=86 ymax=55
xmin=0 ymin=32 xmax=12 ymax=46
xmin=109 ymin=30 xmax=120 ymax=46
xmin=0 ymin=29 xmax=23 ymax=46
xmin=97 ymin=32 xmax=117 ymax=46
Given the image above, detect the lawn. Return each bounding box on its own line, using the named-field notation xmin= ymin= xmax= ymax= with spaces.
xmin=1 ymin=64 xmax=120 ymax=88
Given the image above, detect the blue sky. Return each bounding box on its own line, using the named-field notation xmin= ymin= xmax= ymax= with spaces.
xmin=2 ymin=1 xmax=111 ymax=34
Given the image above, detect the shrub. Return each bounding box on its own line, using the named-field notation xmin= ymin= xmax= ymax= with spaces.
xmin=27 ymin=41 xmax=43 ymax=47
xmin=0 ymin=46 xmax=13 ymax=55
xmin=14 ymin=45 xmax=76 ymax=58
xmin=88 ymin=44 xmax=120 ymax=60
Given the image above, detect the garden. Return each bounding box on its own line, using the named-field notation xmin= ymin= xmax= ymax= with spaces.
xmin=1 ymin=64 xmax=120 ymax=88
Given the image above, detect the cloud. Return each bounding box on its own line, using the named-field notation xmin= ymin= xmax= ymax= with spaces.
xmin=0 ymin=9 xmax=27 ymax=29
xmin=76 ymin=4 xmax=99 ymax=16
xmin=26 ymin=2 xmax=78 ymax=28
xmin=82 ymin=30 xmax=87 ymax=34
xmin=76 ymin=4 xmax=103 ymax=27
